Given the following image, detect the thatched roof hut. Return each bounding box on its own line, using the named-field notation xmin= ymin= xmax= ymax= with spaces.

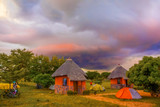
xmin=52 ymin=58 xmax=87 ymax=81
xmin=108 ymin=65 xmax=128 ymax=79
xmin=52 ymin=58 xmax=87 ymax=94
xmin=108 ymin=65 xmax=128 ymax=89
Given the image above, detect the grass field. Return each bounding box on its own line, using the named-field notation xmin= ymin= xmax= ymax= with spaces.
xmin=104 ymin=95 xmax=160 ymax=107
xmin=0 ymin=80 xmax=160 ymax=107
xmin=0 ymin=82 xmax=119 ymax=107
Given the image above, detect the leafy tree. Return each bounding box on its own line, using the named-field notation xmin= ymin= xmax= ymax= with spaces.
xmin=127 ymin=56 xmax=160 ymax=97
xmin=51 ymin=56 xmax=65 ymax=72
xmin=10 ymin=49 xmax=34 ymax=81
xmin=0 ymin=53 xmax=25 ymax=84
xmin=86 ymin=71 xmax=101 ymax=80
xmin=34 ymin=74 xmax=54 ymax=88
xmin=28 ymin=56 xmax=65 ymax=80
xmin=101 ymin=72 xmax=111 ymax=79
xmin=28 ymin=55 xmax=52 ymax=79
xmin=0 ymin=49 xmax=33 ymax=82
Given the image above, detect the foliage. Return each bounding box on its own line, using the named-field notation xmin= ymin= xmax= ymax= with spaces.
xmin=0 ymin=49 xmax=66 ymax=82
xmin=83 ymin=90 xmax=90 ymax=95
xmin=28 ymin=55 xmax=52 ymax=79
xmin=94 ymin=81 xmax=102 ymax=84
xmin=33 ymin=74 xmax=54 ymax=88
xmin=101 ymin=72 xmax=110 ymax=79
xmin=0 ymin=49 xmax=33 ymax=83
xmin=29 ymin=55 xmax=65 ymax=80
xmin=0 ymin=82 xmax=119 ymax=107
xmin=127 ymin=56 xmax=160 ymax=96
xmin=86 ymin=71 xmax=101 ymax=80
xmin=51 ymin=56 xmax=65 ymax=72
xmin=67 ymin=90 xmax=77 ymax=95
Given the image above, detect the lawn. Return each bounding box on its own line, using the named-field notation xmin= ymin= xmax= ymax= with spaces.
xmin=0 ymin=82 xmax=120 ymax=107
xmin=103 ymin=94 xmax=160 ymax=107
xmin=1 ymin=80 xmax=159 ymax=107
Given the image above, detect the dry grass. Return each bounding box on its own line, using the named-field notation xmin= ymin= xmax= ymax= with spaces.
xmin=0 ymin=82 xmax=119 ymax=107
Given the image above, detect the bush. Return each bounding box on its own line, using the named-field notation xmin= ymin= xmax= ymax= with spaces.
xmin=83 ymin=90 xmax=90 ymax=95
xmin=67 ymin=90 xmax=77 ymax=95
xmin=94 ymin=81 xmax=102 ymax=84
xmin=34 ymin=74 xmax=54 ymax=88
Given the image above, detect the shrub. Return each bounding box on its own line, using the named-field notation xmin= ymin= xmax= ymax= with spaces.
xmin=94 ymin=81 xmax=102 ymax=84
xmin=83 ymin=90 xmax=90 ymax=95
xmin=67 ymin=90 xmax=77 ymax=95
xmin=34 ymin=74 xmax=54 ymax=88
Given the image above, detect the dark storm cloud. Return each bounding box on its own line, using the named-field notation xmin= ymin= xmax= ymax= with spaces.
xmin=1 ymin=0 xmax=160 ymax=70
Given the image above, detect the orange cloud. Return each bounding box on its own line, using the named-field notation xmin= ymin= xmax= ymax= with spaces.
xmin=33 ymin=43 xmax=85 ymax=55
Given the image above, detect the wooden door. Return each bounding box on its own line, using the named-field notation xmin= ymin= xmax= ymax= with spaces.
xmin=73 ymin=81 xmax=78 ymax=92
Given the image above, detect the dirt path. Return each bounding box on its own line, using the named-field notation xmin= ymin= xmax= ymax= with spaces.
xmin=84 ymin=93 xmax=154 ymax=107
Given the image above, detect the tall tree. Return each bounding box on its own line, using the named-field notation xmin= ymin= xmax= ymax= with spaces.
xmin=0 ymin=53 xmax=25 ymax=84
xmin=86 ymin=71 xmax=101 ymax=80
xmin=127 ymin=56 xmax=160 ymax=97
xmin=28 ymin=55 xmax=52 ymax=79
xmin=51 ymin=56 xmax=65 ymax=72
xmin=10 ymin=49 xmax=34 ymax=81
xmin=101 ymin=72 xmax=111 ymax=79
xmin=0 ymin=49 xmax=34 ymax=82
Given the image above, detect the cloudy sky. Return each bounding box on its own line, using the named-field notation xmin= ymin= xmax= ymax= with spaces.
xmin=0 ymin=0 xmax=160 ymax=71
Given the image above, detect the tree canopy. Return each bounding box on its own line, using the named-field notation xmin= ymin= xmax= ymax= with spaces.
xmin=0 ymin=49 xmax=66 ymax=83
xmin=127 ymin=56 xmax=160 ymax=96
xmin=0 ymin=49 xmax=33 ymax=83
xmin=101 ymin=72 xmax=110 ymax=79
xmin=86 ymin=71 xmax=101 ymax=80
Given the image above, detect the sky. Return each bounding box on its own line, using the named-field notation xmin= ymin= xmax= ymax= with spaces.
xmin=0 ymin=0 xmax=160 ymax=72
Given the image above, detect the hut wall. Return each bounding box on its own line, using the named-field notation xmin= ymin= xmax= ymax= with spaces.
xmin=55 ymin=76 xmax=86 ymax=94
xmin=121 ymin=78 xmax=126 ymax=84
xmin=54 ymin=76 xmax=73 ymax=94
xmin=110 ymin=79 xmax=118 ymax=84
xmin=77 ymin=81 xmax=86 ymax=94
xmin=110 ymin=78 xmax=127 ymax=89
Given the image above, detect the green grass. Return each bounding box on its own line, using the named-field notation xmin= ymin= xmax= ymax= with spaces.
xmin=103 ymin=95 xmax=160 ymax=107
xmin=86 ymin=80 xmax=119 ymax=94
xmin=0 ymin=82 xmax=119 ymax=107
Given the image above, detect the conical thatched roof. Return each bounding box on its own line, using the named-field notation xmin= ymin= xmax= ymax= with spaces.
xmin=108 ymin=65 xmax=128 ymax=79
xmin=52 ymin=58 xmax=87 ymax=81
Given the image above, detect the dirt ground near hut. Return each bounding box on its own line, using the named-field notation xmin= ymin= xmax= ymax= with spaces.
xmin=84 ymin=90 xmax=154 ymax=107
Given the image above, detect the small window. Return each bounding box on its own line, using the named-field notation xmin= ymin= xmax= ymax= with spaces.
xmin=117 ymin=79 xmax=121 ymax=84
xmin=63 ymin=78 xmax=67 ymax=86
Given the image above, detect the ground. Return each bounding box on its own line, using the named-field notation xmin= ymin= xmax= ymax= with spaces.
xmin=0 ymin=80 xmax=160 ymax=107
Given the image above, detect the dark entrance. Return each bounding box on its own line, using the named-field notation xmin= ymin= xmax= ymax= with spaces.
xmin=125 ymin=80 xmax=128 ymax=87
xmin=117 ymin=78 xmax=121 ymax=84
xmin=73 ymin=81 xmax=78 ymax=92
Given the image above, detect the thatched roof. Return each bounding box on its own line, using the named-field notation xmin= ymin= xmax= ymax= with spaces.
xmin=108 ymin=65 xmax=128 ymax=79
xmin=52 ymin=58 xmax=87 ymax=81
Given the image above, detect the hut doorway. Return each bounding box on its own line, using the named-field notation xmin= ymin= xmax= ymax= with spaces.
xmin=73 ymin=81 xmax=78 ymax=92
xmin=125 ymin=80 xmax=128 ymax=87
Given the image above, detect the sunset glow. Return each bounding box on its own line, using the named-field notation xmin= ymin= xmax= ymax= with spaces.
xmin=1 ymin=0 xmax=160 ymax=71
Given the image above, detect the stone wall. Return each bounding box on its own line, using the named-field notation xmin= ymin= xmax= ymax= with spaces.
xmin=111 ymin=84 xmax=126 ymax=89
xmin=55 ymin=85 xmax=85 ymax=94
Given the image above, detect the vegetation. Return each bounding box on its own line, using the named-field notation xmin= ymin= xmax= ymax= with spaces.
xmin=86 ymin=71 xmax=101 ymax=80
xmin=67 ymin=90 xmax=78 ymax=95
xmin=0 ymin=49 xmax=33 ymax=83
xmin=0 ymin=82 xmax=119 ymax=107
xmin=0 ymin=48 xmax=65 ymax=84
xmin=127 ymin=56 xmax=160 ymax=97
xmin=86 ymin=71 xmax=110 ymax=81
xmin=104 ymin=95 xmax=160 ymax=107
xmin=83 ymin=90 xmax=90 ymax=95
xmin=101 ymin=72 xmax=111 ymax=79
xmin=34 ymin=74 xmax=54 ymax=88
